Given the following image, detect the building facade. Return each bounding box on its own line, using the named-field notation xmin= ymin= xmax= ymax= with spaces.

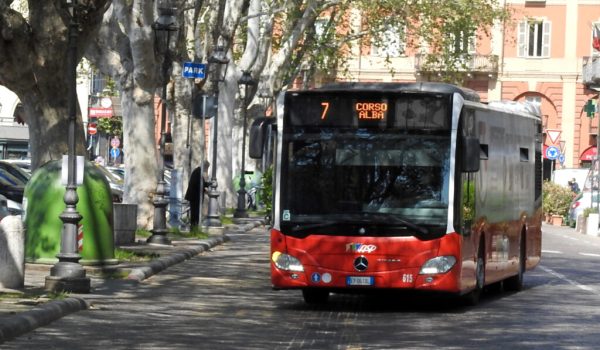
xmin=344 ymin=0 xmax=600 ymax=172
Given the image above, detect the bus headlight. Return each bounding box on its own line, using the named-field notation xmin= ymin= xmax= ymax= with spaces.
xmin=272 ymin=251 xmax=304 ymax=272
xmin=419 ymin=256 xmax=456 ymax=275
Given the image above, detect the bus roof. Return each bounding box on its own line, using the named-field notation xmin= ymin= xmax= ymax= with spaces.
xmin=313 ymin=82 xmax=481 ymax=102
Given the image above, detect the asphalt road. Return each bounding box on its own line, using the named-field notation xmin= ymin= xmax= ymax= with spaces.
xmin=4 ymin=223 xmax=600 ymax=350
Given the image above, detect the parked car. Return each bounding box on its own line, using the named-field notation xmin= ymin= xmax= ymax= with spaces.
xmin=0 ymin=160 xmax=31 ymax=184
xmin=2 ymin=159 xmax=31 ymax=175
xmin=94 ymin=164 xmax=124 ymax=202
xmin=568 ymin=191 xmax=600 ymax=227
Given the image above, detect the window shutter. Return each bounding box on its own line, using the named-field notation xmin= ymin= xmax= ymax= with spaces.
xmin=542 ymin=21 xmax=551 ymax=57
xmin=518 ymin=21 xmax=527 ymax=57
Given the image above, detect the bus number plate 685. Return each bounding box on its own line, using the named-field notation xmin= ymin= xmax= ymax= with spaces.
xmin=346 ymin=276 xmax=374 ymax=286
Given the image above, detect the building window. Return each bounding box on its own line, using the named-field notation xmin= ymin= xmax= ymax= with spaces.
xmin=525 ymin=95 xmax=542 ymax=109
xmin=592 ymin=21 xmax=600 ymax=55
xmin=371 ymin=26 xmax=405 ymax=58
xmin=449 ymin=30 xmax=476 ymax=55
xmin=518 ymin=18 xmax=551 ymax=58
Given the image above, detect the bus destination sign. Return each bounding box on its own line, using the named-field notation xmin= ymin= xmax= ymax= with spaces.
xmin=355 ymin=102 xmax=387 ymax=120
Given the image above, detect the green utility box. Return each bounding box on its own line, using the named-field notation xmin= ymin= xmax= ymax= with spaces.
xmin=24 ymin=160 xmax=117 ymax=265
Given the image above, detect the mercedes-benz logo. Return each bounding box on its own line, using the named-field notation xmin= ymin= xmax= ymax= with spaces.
xmin=354 ymin=256 xmax=368 ymax=272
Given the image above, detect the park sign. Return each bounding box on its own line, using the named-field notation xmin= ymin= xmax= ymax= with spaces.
xmin=182 ymin=62 xmax=206 ymax=79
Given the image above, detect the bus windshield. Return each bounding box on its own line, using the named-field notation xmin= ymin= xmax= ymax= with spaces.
xmin=279 ymin=93 xmax=452 ymax=237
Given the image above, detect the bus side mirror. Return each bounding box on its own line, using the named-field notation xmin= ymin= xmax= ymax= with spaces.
xmin=249 ymin=117 xmax=276 ymax=159
xmin=462 ymin=136 xmax=480 ymax=173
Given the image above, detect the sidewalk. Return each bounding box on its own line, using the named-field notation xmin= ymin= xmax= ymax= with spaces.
xmin=0 ymin=217 xmax=265 ymax=343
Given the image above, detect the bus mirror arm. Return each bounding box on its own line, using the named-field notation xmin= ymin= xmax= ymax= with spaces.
xmin=462 ymin=136 xmax=480 ymax=173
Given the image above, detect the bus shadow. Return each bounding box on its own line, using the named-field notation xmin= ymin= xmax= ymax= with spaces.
xmin=281 ymin=281 xmax=526 ymax=314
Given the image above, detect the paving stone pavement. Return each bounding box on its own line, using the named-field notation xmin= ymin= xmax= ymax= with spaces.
xmin=0 ymin=218 xmax=264 ymax=344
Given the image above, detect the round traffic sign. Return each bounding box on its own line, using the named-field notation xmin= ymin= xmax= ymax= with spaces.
xmin=88 ymin=123 xmax=97 ymax=135
xmin=545 ymin=145 xmax=560 ymax=160
xmin=110 ymin=137 xmax=120 ymax=148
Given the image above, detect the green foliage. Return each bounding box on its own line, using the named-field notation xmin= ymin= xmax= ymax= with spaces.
xmin=97 ymin=116 xmax=123 ymax=137
xmin=542 ymin=181 xmax=574 ymax=217
xmin=114 ymin=248 xmax=159 ymax=262
xmin=583 ymin=207 xmax=598 ymax=218
xmin=135 ymin=229 xmax=152 ymax=238
xmin=260 ymin=165 xmax=273 ymax=214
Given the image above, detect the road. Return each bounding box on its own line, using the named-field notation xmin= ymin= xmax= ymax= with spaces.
xmin=4 ymin=223 xmax=600 ymax=349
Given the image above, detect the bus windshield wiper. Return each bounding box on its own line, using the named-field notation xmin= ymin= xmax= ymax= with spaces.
xmin=289 ymin=221 xmax=340 ymax=233
xmin=360 ymin=213 xmax=429 ymax=235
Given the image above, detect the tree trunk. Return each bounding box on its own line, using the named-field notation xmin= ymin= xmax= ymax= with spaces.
xmin=121 ymin=86 xmax=158 ymax=229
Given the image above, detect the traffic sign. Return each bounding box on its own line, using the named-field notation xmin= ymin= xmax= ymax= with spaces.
xmin=545 ymin=145 xmax=560 ymax=160
xmin=182 ymin=62 xmax=206 ymax=79
xmin=87 ymin=123 xmax=97 ymax=135
xmin=110 ymin=147 xmax=120 ymax=159
xmin=546 ymin=129 xmax=561 ymax=144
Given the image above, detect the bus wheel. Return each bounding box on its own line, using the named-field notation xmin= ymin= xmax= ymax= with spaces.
xmin=504 ymin=233 xmax=525 ymax=291
xmin=464 ymin=242 xmax=485 ymax=306
xmin=302 ymin=289 xmax=329 ymax=304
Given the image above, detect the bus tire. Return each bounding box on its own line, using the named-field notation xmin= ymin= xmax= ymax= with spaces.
xmin=464 ymin=240 xmax=485 ymax=306
xmin=302 ymin=289 xmax=329 ymax=304
xmin=504 ymin=231 xmax=525 ymax=292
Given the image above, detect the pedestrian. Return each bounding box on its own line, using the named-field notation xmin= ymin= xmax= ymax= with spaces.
xmin=568 ymin=178 xmax=580 ymax=194
xmin=185 ymin=161 xmax=210 ymax=228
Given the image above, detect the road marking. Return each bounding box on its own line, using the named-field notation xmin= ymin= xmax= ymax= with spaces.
xmin=540 ymin=266 xmax=597 ymax=294
xmin=579 ymin=252 xmax=600 ymax=258
xmin=541 ymin=250 xmax=562 ymax=254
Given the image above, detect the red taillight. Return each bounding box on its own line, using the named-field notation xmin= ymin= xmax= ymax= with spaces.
xmin=572 ymin=201 xmax=580 ymax=209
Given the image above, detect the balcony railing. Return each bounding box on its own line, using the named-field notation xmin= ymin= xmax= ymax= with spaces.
xmin=582 ymin=56 xmax=600 ymax=86
xmin=414 ymin=54 xmax=499 ymax=75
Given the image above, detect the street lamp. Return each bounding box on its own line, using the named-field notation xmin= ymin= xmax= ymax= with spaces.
xmin=147 ymin=3 xmax=179 ymax=245
xmin=45 ymin=0 xmax=90 ymax=293
xmin=204 ymin=43 xmax=229 ymax=227
xmin=234 ymin=71 xmax=256 ymax=219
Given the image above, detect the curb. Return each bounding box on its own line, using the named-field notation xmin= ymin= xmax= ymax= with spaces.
xmin=0 ymin=297 xmax=89 ymax=343
xmin=126 ymin=234 xmax=230 ymax=282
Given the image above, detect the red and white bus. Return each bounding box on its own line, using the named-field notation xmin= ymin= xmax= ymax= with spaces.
xmin=251 ymin=82 xmax=542 ymax=304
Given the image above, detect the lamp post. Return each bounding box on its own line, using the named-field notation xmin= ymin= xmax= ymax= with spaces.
xmin=204 ymin=44 xmax=229 ymax=227
xmin=147 ymin=3 xmax=179 ymax=245
xmin=45 ymin=0 xmax=90 ymax=293
xmin=234 ymin=71 xmax=256 ymax=219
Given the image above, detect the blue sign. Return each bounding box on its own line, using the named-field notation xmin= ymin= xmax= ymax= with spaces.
xmin=546 ymin=145 xmax=559 ymax=160
xmin=558 ymin=154 xmax=565 ymax=165
xmin=110 ymin=147 xmax=120 ymax=159
xmin=182 ymin=62 xmax=206 ymax=79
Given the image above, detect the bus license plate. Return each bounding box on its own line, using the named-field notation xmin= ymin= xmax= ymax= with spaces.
xmin=346 ymin=276 xmax=374 ymax=286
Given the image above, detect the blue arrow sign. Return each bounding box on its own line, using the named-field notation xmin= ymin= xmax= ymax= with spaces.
xmin=545 ymin=145 xmax=559 ymax=160
xmin=182 ymin=62 xmax=206 ymax=79
xmin=110 ymin=147 xmax=121 ymax=159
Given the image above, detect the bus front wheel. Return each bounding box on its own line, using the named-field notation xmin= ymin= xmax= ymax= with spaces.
xmin=464 ymin=242 xmax=485 ymax=306
xmin=302 ymin=289 xmax=329 ymax=304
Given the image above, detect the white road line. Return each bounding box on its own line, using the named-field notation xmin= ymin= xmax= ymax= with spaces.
xmin=579 ymin=252 xmax=600 ymax=258
xmin=540 ymin=266 xmax=598 ymax=294
xmin=541 ymin=250 xmax=563 ymax=254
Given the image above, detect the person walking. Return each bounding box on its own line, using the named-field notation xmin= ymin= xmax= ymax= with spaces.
xmin=185 ymin=161 xmax=210 ymax=228
xmin=568 ymin=178 xmax=580 ymax=194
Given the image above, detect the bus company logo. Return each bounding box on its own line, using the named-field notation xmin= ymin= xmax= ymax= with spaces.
xmin=346 ymin=243 xmax=377 ymax=254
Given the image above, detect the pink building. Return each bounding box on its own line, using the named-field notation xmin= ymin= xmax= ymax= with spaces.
xmin=343 ymin=0 xmax=600 ymax=171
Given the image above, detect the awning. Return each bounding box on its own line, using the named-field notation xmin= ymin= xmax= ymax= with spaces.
xmin=581 ymin=146 xmax=597 ymax=161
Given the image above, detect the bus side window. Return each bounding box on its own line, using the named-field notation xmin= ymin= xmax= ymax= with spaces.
xmin=461 ymin=173 xmax=475 ymax=236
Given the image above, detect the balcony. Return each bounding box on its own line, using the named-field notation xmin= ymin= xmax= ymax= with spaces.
xmin=414 ymin=54 xmax=499 ymax=76
xmin=582 ymin=56 xmax=600 ymax=87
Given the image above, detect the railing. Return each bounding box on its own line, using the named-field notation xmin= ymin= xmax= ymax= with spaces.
xmin=414 ymin=54 xmax=499 ymax=74
xmin=582 ymin=56 xmax=600 ymax=86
